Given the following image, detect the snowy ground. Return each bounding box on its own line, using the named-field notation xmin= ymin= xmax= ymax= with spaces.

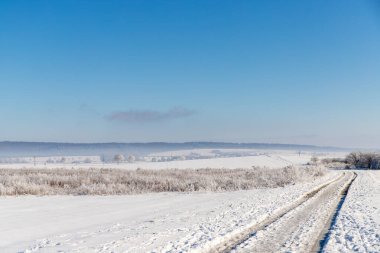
xmin=230 ymin=171 xmax=355 ymax=252
xmin=0 ymin=149 xmax=347 ymax=170
xmin=323 ymin=170 xmax=380 ymax=252
xmin=0 ymin=155 xmax=299 ymax=170
xmin=2 ymin=151 xmax=377 ymax=253
xmin=0 ymin=171 xmax=339 ymax=252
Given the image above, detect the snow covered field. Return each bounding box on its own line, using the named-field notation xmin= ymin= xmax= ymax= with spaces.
xmin=323 ymin=170 xmax=380 ymax=252
xmin=1 ymin=151 xmax=377 ymax=253
xmin=0 ymin=155 xmax=301 ymax=170
xmin=0 ymin=171 xmax=338 ymax=252
xmin=0 ymin=149 xmax=347 ymax=170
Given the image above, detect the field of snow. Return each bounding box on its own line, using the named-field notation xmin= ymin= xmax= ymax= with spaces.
xmin=0 ymin=155 xmax=298 ymax=170
xmin=3 ymin=150 xmax=375 ymax=253
xmin=0 ymin=171 xmax=339 ymax=252
xmin=0 ymin=149 xmax=347 ymax=170
xmin=0 ymin=155 xmax=102 ymax=164
xmin=324 ymin=170 xmax=380 ymax=252
xmin=150 ymin=148 xmax=346 ymax=159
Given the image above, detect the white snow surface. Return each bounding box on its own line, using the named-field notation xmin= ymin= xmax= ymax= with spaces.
xmin=0 ymin=149 xmax=347 ymax=170
xmin=323 ymin=170 xmax=380 ymax=253
xmin=0 ymin=172 xmax=339 ymax=252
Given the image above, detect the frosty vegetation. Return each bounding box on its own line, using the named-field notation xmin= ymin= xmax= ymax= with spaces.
xmin=345 ymin=152 xmax=380 ymax=169
xmin=322 ymin=152 xmax=380 ymax=170
xmin=0 ymin=166 xmax=325 ymax=196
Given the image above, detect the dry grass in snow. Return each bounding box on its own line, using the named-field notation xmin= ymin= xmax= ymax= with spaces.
xmin=0 ymin=166 xmax=326 ymax=196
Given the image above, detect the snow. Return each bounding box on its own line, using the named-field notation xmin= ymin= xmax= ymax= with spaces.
xmin=0 ymin=172 xmax=338 ymax=252
xmin=0 ymin=149 xmax=347 ymax=170
xmin=3 ymin=151 xmax=376 ymax=253
xmin=231 ymin=171 xmax=355 ymax=252
xmin=0 ymin=155 xmax=101 ymax=164
xmin=323 ymin=170 xmax=380 ymax=253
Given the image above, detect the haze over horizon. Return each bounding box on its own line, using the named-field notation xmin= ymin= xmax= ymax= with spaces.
xmin=1 ymin=1 xmax=380 ymax=148
xmin=0 ymin=140 xmax=346 ymax=148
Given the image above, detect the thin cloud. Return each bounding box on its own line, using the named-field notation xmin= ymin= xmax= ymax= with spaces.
xmin=106 ymin=107 xmax=196 ymax=123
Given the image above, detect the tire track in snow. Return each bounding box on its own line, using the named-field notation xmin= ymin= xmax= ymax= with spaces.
xmin=316 ymin=172 xmax=357 ymax=252
xmin=206 ymin=172 xmax=353 ymax=253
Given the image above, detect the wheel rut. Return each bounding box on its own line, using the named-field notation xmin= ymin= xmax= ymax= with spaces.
xmin=314 ymin=172 xmax=357 ymax=253
xmin=206 ymin=172 xmax=355 ymax=253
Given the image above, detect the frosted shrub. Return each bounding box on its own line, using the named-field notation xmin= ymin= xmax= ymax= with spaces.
xmin=345 ymin=152 xmax=380 ymax=169
xmin=0 ymin=166 xmax=326 ymax=196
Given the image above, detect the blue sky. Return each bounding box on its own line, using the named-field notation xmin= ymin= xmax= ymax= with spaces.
xmin=0 ymin=1 xmax=379 ymax=148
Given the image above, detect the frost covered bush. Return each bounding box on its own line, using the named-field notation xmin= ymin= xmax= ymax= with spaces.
xmin=0 ymin=166 xmax=326 ymax=196
xmin=113 ymin=154 xmax=125 ymax=163
xmin=320 ymin=157 xmax=347 ymax=169
xmin=345 ymin=152 xmax=380 ymax=169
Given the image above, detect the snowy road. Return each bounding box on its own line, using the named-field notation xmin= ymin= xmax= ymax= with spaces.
xmin=323 ymin=170 xmax=380 ymax=252
xmin=210 ymin=172 xmax=355 ymax=253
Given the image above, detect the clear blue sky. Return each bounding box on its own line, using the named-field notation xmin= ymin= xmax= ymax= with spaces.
xmin=0 ymin=1 xmax=379 ymax=148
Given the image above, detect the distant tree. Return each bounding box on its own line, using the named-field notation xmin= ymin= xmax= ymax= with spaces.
xmin=362 ymin=153 xmax=380 ymax=169
xmin=84 ymin=158 xmax=92 ymax=164
xmin=113 ymin=154 xmax=125 ymax=164
xmin=127 ymin=155 xmax=135 ymax=163
xmin=345 ymin=152 xmax=380 ymax=169
xmin=371 ymin=154 xmax=380 ymax=170
xmin=60 ymin=157 xmax=67 ymax=163
xmin=346 ymin=152 xmax=361 ymax=167
xmin=310 ymin=156 xmax=319 ymax=164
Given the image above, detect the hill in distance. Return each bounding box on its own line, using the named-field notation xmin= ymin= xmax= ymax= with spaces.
xmin=0 ymin=141 xmax=348 ymax=158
